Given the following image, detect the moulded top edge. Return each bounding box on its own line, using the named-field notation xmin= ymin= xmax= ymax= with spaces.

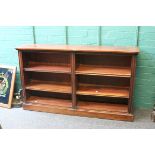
xmin=16 ymin=44 xmax=140 ymax=54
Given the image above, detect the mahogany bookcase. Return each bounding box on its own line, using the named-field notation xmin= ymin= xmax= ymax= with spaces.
xmin=16 ymin=45 xmax=139 ymax=121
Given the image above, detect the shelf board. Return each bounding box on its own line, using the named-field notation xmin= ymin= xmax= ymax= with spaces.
xmin=78 ymin=101 xmax=128 ymax=113
xmin=77 ymin=84 xmax=129 ymax=98
xmin=24 ymin=64 xmax=71 ymax=73
xmin=26 ymin=80 xmax=71 ymax=94
xmin=27 ymin=96 xmax=72 ymax=108
xmin=76 ymin=65 xmax=131 ymax=77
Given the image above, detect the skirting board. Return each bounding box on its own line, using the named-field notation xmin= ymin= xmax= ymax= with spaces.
xmin=23 ymin=103 xmax=134 ymax=122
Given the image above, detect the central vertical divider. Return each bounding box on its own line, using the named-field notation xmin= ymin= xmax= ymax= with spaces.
xmin=71 ymin=52 xmax=77 ymax=109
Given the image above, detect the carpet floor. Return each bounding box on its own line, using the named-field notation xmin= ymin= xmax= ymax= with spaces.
xmin=0 ymin=107 xmax=155 ymax=129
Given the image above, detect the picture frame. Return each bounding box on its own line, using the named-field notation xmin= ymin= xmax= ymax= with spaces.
xmin=0 ymin=65 xmax=16 ymax=108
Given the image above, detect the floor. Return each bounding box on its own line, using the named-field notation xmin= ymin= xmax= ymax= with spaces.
xmin=0 ymin=107 xmax=155 ymax=129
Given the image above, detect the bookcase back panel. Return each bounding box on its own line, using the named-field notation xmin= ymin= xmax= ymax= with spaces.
xmin=26 ymin=90 xmax=72 ymax=100
xmin=77 ymin=95 xmax=128 ymax=104
xmin=76 ymin=54 xmax=132 ymax=67
xmin=26 ymin=72 xmax=71 ymax=84
xmin=77 ymin=75 xmax=130 ymax=87
xmin=23 ymin=52 xmax=71 ymax=67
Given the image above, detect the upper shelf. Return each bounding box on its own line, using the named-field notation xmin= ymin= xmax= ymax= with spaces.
xmin=76 ymin=65 xmax=131 ymax=77
xmin=24 ymin=64 xmax=71 ymax=74
xmin=16 ymin=44 xmax=139 ymax=54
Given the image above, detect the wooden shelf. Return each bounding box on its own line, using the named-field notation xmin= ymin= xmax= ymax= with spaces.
xmin=76 ymin=65 xmax=131 ymax=77
xmin=27 ymin=96 xmax=72 ymax=108
xmin=26 ymin=80 xmax=71 ymax=94
xmin=77 ymin=84 xmax=129 ymax=98
xmin=78 ymin=101 xmax=128 ymax=113
xmin=24 ymin=64 xmax=71 ymax=74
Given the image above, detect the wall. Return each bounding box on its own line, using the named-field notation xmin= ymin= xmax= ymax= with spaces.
xmin=0 ymin=26 xmax=154 ymax=109
xmin=0 ymin=26 xmax=34 ymax=92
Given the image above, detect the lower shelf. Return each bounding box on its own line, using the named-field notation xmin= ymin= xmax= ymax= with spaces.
xmin=77 ymin=101 xmax=128 ymax=113
xmin=24 ymin=97 xmax=133 ymax=121
xmin=26 ymin=80 xmax=71 ymax=94
xmin=26 ymin=96 xmax=72 ymax=108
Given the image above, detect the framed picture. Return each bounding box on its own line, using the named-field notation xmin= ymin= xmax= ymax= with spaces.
xmin=0 ymin=65 xmax=16 ymax=108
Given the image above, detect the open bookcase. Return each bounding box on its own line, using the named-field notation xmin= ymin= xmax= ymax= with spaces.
xmin=16 ymin=45 xmax=139 ymax=121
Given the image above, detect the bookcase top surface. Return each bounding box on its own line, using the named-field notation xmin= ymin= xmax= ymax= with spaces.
xmin=16 ymin=44 xmax=139 ymax=54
